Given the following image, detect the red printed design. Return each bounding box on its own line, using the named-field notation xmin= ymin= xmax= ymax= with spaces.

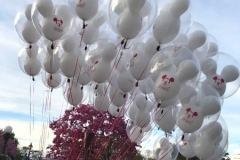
xmin=86 ymin=60 xmax=98 ymax=74
xmin=130 ymin=53 xmax=138 ymax=68
xmin=157 ymin=75 xmax=174 ymax=91
xmin=213 ymin=76 xmax=224 ymax=86
xmin=172 ymin=45 xmax=182 ymax=57
xmin=181 ymin=108 xmax=198 ymax=124
xmin=53 ymin=18 xmax=63 ymax=32
xmin=76 ymin=0 xmax=86 ymax=8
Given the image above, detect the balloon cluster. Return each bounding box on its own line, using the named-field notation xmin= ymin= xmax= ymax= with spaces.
xmin=15 ymin=0 xmax=240 ymax=159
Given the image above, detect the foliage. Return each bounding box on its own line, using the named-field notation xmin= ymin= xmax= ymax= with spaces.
xmin=0 ymin=130 xmax=20 ymax=159
xmin=48 ymin=104 xmax=139 ymax=160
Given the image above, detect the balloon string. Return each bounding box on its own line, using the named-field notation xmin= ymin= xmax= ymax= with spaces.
xmin=30 ymin=76 xmax=32 ymax=138
xmin=159 ymin=136 xmax=183 ymax=160
xmin=79 ymin=22 xmax=88 ymax=47
xmin=93 ymin=118 xmax=122 ymax=160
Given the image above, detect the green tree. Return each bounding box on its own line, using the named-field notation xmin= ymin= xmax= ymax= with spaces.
xmin=134 ymin=152 xmax=144 ymax=160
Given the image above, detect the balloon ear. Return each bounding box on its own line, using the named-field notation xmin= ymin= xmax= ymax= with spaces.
xmin=177 ymin=60 xmax=199 ymax=83
xmin=187 ymin=30 xmax=207 ymax=51
xmin=179 ymin=86 xmax=197 ymax=105
xmin=25 ymin=4 xmax=32 ymax=21
xmin=221 ymin=65 xmax=239 ymax=83
xmin=204 ymin=122 xmax=222 ymax=140
xmin=200 ymin=95 xmax=221 ymax=116
xmin=93 ymin=11 xmax=106 ymax=27
xmin=35 ymin=0 xmax=54 ymax=18
xmin=200 ymin=58 xmax=217 ymax=77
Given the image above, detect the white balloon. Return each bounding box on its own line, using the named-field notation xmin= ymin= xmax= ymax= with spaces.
xmin=90 ymin=59 xmax=111 ymax=83
xmin=60 ymin=51 xmax=82 ymax=78
xmin=25 ymin=4 xmax=32 ymax=21
xmin=109 ymin=86 xmax=128 ymax=107
xmin=134 ymin=110 xmax=150 ymax=128
xmin=108 ymin=103 xmax=121 ymax=117
xmin=22 ymin=21 xmax=41 ymax=44
xmin=154 ymin=107 xmax=176 ymax=133
xmin=41 ymin=15 xmax=65 ymax=41
xmin=177 ymin=95 xmax=221 ymax=133
xmin=154 ymin=72 xmax=181 ymax=102
xmin=65 ymin=82 xmax=83 ymax=106
xmin=135 ymin=94 xmax=153 ymax=112
xmin=128 ymin=102 xmax=139 ymax=120
xmin=46 ymin=73 xmax=62 ymax=88
xmin=187 ymin=30 xmax=207 ymax=51
xmin=153 ymin=10 xmax=180 ymax=44
xmin=178 ymin=134 xmax=196 ymax=158
xmin=83 ymin=13 xmax=106 ymax=45
xmin=101 ymin=42 xmax=117 ymax=63
xmin=144 ymin=37 xmax=158 ymax=57
xmin=43 ymin=45 xmax=60 ymax=74
xmin=94 ymin=94 xmax=109 ymax=112
xmin=117 ymin=9 xmax=142 ymax=39
xmin=170 ymin=0 xmax=190 ymax=18
xmin=127 ymin=0 xmax=146 ymax=14
xmin=74 ymin=0 xmax=98 ymax=21
xmin=129 ymin=126 xmax=144 ymax=143
xmin=194 ymin=122 xmax=222 ymax=159
xmin=62 ymin=35 xmax=77 ymax=53
xmin=158 ymin=137 xmax=172 ymax=160
xmin=35 ymin=0 xmax=53 ymax=18
xmin=24 ymin=44 xmax=41 ymax=76
xmin=202 ymin=58 xmax=239 ymax=97
xmin=117 ymin=69 xmax=136 ymax=93
xmin=130 ymin=51 xmax=151 ymax=80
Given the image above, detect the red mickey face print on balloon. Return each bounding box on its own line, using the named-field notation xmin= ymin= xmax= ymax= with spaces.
xmin=53 ymin=17 xmax=63 ymax=27
xmin=186 ymin=108 xmax=198 ymax=119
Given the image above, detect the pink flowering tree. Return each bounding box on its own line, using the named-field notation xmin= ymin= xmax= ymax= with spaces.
xmin=0 ymin=130 xmax=19 ymax=159
xmin=48 ymin=104 xmax=139 ymax=160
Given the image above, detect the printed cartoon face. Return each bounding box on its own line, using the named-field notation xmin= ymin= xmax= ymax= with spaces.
xmin=185 ymin=108 xmax=198 ymax=119
xmin=212 ymin=75 xmax=225 ymax=87
xmin=53 ymin=18 xmax=63 ymax=27
xmin=161 ymin=75 xmax=175 ymax=86
xmin=76 ymin=0 xmax=86 ymax=8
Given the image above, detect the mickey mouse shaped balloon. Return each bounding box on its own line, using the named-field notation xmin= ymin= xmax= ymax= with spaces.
xmin=153 ymin=59 xmax=199 ymax=105
xmin=177 ymin=85 xmax=221 ymax=133
xmin=194 ymin=122 xmax=223 ymax=159
xmin=201 ymin=57 xmax=240 ymax=98
xmin=157 ymin=137 xmax=173 ymax=160
xmin=31 ymin=0 xmax=75 ymax=42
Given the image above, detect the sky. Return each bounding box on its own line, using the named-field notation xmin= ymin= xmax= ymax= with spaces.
xmin=0 ymin=0 xmax=240 ymax=157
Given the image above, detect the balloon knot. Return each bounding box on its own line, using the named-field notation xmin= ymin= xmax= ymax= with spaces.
xmin=121 ymin=39 xmax=125 ymax=45
xmin=95 ymin=84 xmax=99 ymax=90
xmin=51 ymin=88 xmax=53 ymax=92
xmin=156 ymin=45 xmax=161 ymax=51
xmin=32 ymin=77 xmax=35 ymax=81
xmin=157 ymin=102 xmax=161 ymax=108
xmin=29 ymin=44 xmax=32 ymax=49
xmin=161 ymin=109 xmax=164 ymax=114
xmin=83 ymin=21 xmax=86 ymax=29
xmin=81 ymin=86 xmax=83 ymax=90
xmin=50 ymin=75 xmax=53 ymax=80
xmin=117 ymin=108 xmax=120 ymax=112
xmin=85 ymin=45 xmax=88 ymax=50
xmin=145 ymin=96 xmax=148 ymax=100
xmin=182 ymin=134 xmax=185 ymax=141
xmin=67 ymin=78 xmax=70 ymax=83
xmin=140 ymin=129 xmax=142 ymax=133
xmin=51 ymin=43 xmax=54 ymax=50
xmin=135 ymin=81 xmax=139 ymax=87
xmin=123 ymin=94 xmax=126 ymax=98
